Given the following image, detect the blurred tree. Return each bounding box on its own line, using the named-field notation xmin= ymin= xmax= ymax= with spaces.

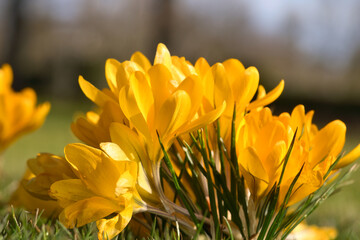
xmin=4 ymin=0 xmax=25 ymax=89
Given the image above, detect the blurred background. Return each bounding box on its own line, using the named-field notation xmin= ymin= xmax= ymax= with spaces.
xmin=1 ymin=0 xmax=359 ymax=238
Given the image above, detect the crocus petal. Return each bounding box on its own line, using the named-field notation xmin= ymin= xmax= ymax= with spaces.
xmin=64 ymin=143 xmax=136 ymax=199
xmin=59 ymin=196 xmax=122 ymax=228
xmin=177 ymin=101 xmax=226 ymax=136
xmin=97 ymin=204 xmax=133 ymax=240
xmin=50 ymin=179 xmax=93 ymax=208
xmin=194 ymin=57 xmax=210 ymax=79
xmin=130 ymin=71 xmax=154 ymax=122
xmin=154 ymin=43 xmax=172 ymax=69
xmin=79 ymin=76 xmax=116 ymax=107
xmin=222 ymin=59 xmax=245 ymax=99
xmin=131 ymin=51 xmax=151 ymax=72
xmin=176 ymin=75 xmax=203 ymax=118
xmin=156 ymin=90 xmax=191 ymax=141
xmin=247 ymin=80 xmax=284 ymax=111
xmin=334 ymin=144 xmax=360 ymax=169
xmin=105 ymin=59 xmax=121 ymax=94
xmin=100 ymin=142 xmax=130 ymax=161
xmin=0 ymin=64 xmax=13 ymax=92
xmin=148 ymin=64 xmax=174 ymax=114
xmin=119 ymin=85 xmax=151 ymax=140
xmin=310 ymin=120 xmax=346 ymax=167
xmin=109 ymin=123 xmax=154 ymax=197
xmin=238 ymin=146 xmax=269 ymax=183
xmin=213 ymin=63 xmax=233 ymax=115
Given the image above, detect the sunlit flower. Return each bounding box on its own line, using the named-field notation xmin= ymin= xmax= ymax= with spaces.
xmin=49 ymin=143 xmax=141 ymax=239
xmin=236 ymin=105 xmax=360 ymax=205
xmin=77 ymin=44 xmax=225 ymax=163
xmin=194 ymin=57 xmax=284 ymax=142
xmin=0 ymin=64 xmax=50 ymax=153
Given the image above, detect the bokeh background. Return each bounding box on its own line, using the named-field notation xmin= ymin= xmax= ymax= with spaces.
xmin=1 ymin=0 xmax=359 ymax=238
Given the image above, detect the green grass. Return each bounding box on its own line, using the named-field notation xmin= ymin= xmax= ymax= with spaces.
xmin=1 ymin=99 xmax=360 ymax=239
xmin=0 ymin=207 xmax=98 ymax=240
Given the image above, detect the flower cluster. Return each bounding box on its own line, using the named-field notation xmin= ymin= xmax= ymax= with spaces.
xmin=11 ymin=44 xmax=360 ymax=239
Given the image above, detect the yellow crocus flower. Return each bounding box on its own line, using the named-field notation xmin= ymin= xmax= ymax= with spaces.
xmin=49 ymin=143 xmax=141 ymax=240
xmin=194 ymin=57 xmax=284 ymax=142
xmin=0 ymin=64 xmax=50 ymax=153
xmin=77 ymin=44 xmax=225 ymax=163
xmin=236 ymin=105 xmax=360 ymax=206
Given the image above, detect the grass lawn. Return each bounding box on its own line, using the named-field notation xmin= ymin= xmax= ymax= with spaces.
xmin=1 ymin=99 xmax=359 ymax=239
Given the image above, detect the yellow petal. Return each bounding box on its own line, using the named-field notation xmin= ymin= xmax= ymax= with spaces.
xmin=264 ymin=140 xmax=287 ymax=180
xmin=105 ymin=58 xmax=121 ymax=93
xmin=334 ymin=144 xmax=360 ymax=169
xmin=119 ymin=85 xmax=151 ymax=140
xmin=131 ymin=51 xmax=152 ymax=72
xmin=247 ymin=80 xmax=284 ymax=111
xmin=148 ymin=64 xmax=174 ymax=114
xmin=78 ymin=76 xmax=116 ymax=107
xmin=176 ymin=75 xmax=203 ymax=118
xmin=29 ymin=102 xmax=51 ymax=130
xmin=212 ymin=63 xmax=233 ymax=115
xmin=109 ymin=123 xmax=154 ymax=196
xmin=97 ymin=205 xmax=133 ymax=240
xmin=130 ymin=72 xmax=154 ymax=121
xmin=154 ymin=43 xmax=172 ymax=69
xmin=194 ymin=57 xmax=210 ymax=79
xmin=0 ymin=64 xmax=13 ymax=92
xmin=59 ymin=196 xmax=123 ymax=228
xmin=310 ymin=120 xmax=346 ymax=167
xmin=100 ymin=142 xmax=130 ymax=161
xmin=238 ymin=146 xmax=268 ymax=183
xmin=64 ymin=143 xmax=136 ymax=199
xmin=156 ymin=90 xmax=191 ymax=141
xmin=177 ymin=101 xmax=226 ymax=136
xmin=109 ymin=123 xmax=148 ymax=163
xmin=222 ymin=59 xmax=245 ymax=95
xmin=253 ymin=120 xmax=288 ymax=162
xmin=50 ymin=179 xmax=93 ymax=208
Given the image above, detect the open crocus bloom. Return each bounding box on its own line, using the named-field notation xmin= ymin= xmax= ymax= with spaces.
xmin=0 ymin=64 xmax=50 ymax=152
xmin=49 ymin=143 xmax=142 ymax=239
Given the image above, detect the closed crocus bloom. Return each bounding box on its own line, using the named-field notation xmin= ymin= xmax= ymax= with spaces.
xmin=10 ymin=153 xmax=77 ymax=217
xmin=194 ymin=57 xmax=284 ymax=142
xmin=49 ymin=143 xmax=141 ymax=240
xmin=0 ymin=64 xmax=50 ymax=152
xmin=237 ymin=105 xmax=360 ymax=206
xmin=236 ymin=108 xmax=292 ymax=201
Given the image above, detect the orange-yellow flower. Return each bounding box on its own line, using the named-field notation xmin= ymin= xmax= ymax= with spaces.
xmin=0 ymin=64 xmax=50 ymax=152
xmin=49 ymin=143 xmax=140 ymax=239
xmin=236 ymin=105 xmax=360 ymax=205
xmin=76 ymin=44 xmax=225 ymax=163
